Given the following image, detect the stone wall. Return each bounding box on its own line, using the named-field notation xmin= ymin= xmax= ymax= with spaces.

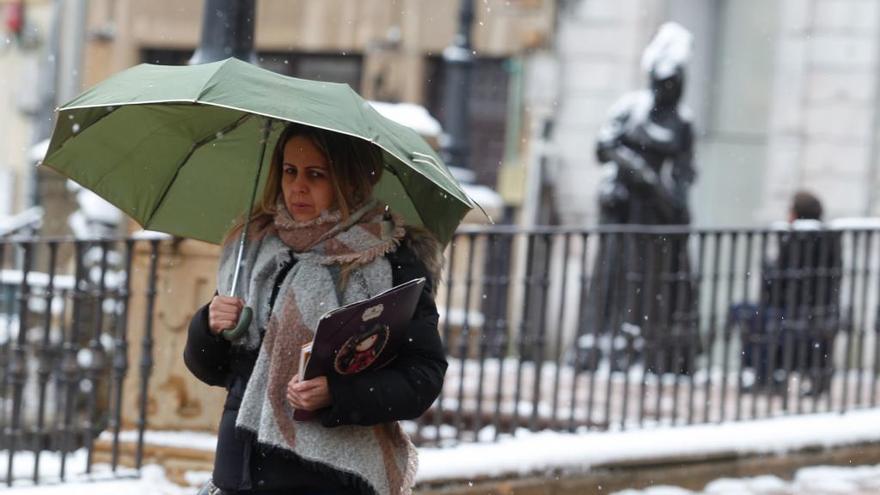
xmin=761 ymin=0 xmax=880 ymax=222
xmin=121 ymin=239 xmax=226 ymax=431
xmin=531 ymin=0 xmax=665 ymax=227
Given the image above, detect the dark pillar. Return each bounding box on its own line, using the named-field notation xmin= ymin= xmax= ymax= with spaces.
xmin=189 ymin=0 xmax=257 ymax=65
xmin=439 ymin=0 xmax=475 ymax=171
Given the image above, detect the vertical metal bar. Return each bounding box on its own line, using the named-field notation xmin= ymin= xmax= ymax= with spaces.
xmin=735 ymin=232 xmax=754 ymax=421
xmin=0 ymin=241 xmax=5 ymax=426
xmin=669 ymin=233 xmax=693 ymax=425
xmin=620 ymin=233 xmax=647 ymax=429
xmin=61 ymin=242 xmax=87 ymax=480
xmin=33 ymin=241 xmax=58 ymax=483
xmin=54 ymin=287 xmax=71 ymax=481
xmin=687 ymin=233 xmax=707 ymax=425
xmin=652 ymin=233 xmax=676 ymax=424
xmin=606 ymin=232 xmax=634 ymax=428
xmin=586 ymin=232 xmax=608 ymax=429
xmin=550 ymin=234 xmax=571 ymax=428
xmin=825 ymin=231 xmax=844 ymax=413
xmin=453 ymin=234 xmax=477 ymax=441
xmin=779 ymin=230 xmax=805 ymax=413
xmin=84 ymin=241 xmax=110 ymax=473
xmin=472 ymin=234 xmax=494 ymax=440
xmin=6 ymin=241 xmax=33 ymax=486
xmin=568 ymin=233 xmax=590 ymax=432
xmin=763 ymin=231 xmax=785 ymax=414
xmin=752 ymin=232 xmax=770 ymax=419
xmin=811 ymin=230 xmax=841 ymax=413
xmin=135 ymin=240 xmax=160 ymax=470
xmin=490 ymin=233 xmax=513 ymax=441
xmin=529 ymin=234 xmax=552 ymax=432
xmin=855 ymin=231 xmax=872 ymax=406
xmin=669 ymin=235 xmax=685 ymax=424
xmin=811 ymin=230 xmax=833 ymax=414
xmin=511 ymin=234 xmax=536 ymax=433
xmin=794 ymin=229 xmax=819 ymax=415
xmin=719 ymin=233 xmax=738 ymax=422
xmin=433 ymin=237 xmax=457 ymax=444
xmin=110 ymin=240 xmax=134 ymax=471
xmin=0 ymin=241 xmax=10 ymax=473
xmin=840 ymin=230 xmax=860 ymax=412
xmin=618 ymin=232 xmax=639 ymax=429
xmin=638 ymin=234 xmax=658 ymax=427
xmin=870 ymin=230 xmax=880 ymax=409
xmin=704 ymin=233 xmax=723 ymax=423
xmin=638 ymin=234 xmax=660 ymax=427
xmin=1 ymin=240 xmax=10 ymax=483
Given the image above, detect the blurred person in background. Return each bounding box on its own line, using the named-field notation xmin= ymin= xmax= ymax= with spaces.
xmin=739 ymin=191 xmax=842 ymax=396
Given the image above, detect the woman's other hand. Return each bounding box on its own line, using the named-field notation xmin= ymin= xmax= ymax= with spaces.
xmin=208 ymin=296 xmax=245 ymax=335
xmin=287 ymin=374 xmax=332 ymax=411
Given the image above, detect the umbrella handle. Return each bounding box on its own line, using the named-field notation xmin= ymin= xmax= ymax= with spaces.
xmin=221 ymin=306 xmax=253 ymax=341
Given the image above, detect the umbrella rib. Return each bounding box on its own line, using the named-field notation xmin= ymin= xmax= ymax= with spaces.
xmin=144 ymin=113 xmax=252 ymax=226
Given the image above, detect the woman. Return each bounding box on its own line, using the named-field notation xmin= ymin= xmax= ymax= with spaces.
xmin=184 ymin=123 xmax=447 ymax=495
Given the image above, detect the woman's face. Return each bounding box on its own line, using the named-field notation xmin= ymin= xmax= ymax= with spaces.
xmin=280 ymin=136 xmax=336 ymax=222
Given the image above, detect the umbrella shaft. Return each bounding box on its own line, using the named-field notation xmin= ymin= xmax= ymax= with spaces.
xmin=230 ymin=118 xmax=273 ymax=298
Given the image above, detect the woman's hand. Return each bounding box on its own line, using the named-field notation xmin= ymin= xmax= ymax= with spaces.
xmin=208 ymin=296 xmax=245 ymax=335
xmin=287 ymin=374 xmax=332 ymax=412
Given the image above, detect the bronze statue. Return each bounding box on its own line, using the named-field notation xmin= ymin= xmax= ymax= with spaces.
xmin=596 ymin=22 xmax=696 ymax=225
xmin=583 ymin=23 xmax=698 ymax=374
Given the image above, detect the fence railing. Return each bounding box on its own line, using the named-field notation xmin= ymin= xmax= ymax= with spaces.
xmin=411 ymin=224 xmax=880 ymax=446
xmin=0 ymin=236 xmax=161 ymax=485
xmin=2 ymin=224 xmax=880 ymax=483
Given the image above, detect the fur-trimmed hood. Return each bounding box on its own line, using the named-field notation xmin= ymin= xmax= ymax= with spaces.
xmin=402 ymin=226 xmax=444 ymax=293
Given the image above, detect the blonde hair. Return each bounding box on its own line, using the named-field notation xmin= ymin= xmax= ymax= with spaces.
xmin=226 ymin=123 xmax=385 ymax=243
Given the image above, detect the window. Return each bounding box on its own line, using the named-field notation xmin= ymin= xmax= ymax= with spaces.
xmin=424 ymin=56 xmax=510 ymax=187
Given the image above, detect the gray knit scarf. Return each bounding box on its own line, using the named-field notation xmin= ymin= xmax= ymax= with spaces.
xmin=216 ymin=199 xmax=417 ymax=495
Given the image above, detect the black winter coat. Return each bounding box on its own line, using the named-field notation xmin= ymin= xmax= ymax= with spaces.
xmin=183 ymin=242 xmax=446 ymax=493
xmin=761 ymin=229 xmax=843 ymax=314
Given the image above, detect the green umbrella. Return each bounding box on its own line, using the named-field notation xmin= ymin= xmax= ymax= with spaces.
xmin=42 ymin=57 xmax=477 ymax=339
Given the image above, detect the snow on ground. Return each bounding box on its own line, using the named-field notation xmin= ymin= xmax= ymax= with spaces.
xmin=0 ymin=450 xmax=198 ymax=494
xmin=1 ymin=466 xmax=195 ymax=495
xmin=8 ymin=408 xmax=880 ymax=493
xmin=613 ymin=464 xmax=880 ymax=494
xmin=6 ymin=458 xmax=880 ymax=495
xmin=416 ymin=408 xmax=880 ymax=482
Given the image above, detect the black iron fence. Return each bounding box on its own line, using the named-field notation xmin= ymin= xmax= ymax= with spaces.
xmin=0 ymin=236 xmax=161 ymax=485
xmin=411 ymin=224 xmax=880 ymax=445
xmin=2 ymin=224 xmax=880 ymax=483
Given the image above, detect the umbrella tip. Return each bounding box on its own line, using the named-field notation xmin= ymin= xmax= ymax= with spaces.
xmin=473 ymin=201 xmax=495 ymax=225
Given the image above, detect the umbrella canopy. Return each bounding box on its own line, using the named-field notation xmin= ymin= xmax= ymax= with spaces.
xmin=42 ymin=57 xmax=475 ymax=245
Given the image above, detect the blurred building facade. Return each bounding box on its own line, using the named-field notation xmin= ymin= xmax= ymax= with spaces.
xmin=3 ymin=0 xmax=880 ymax=231
xmin=80 ymin=0 xmax=552 ymax=194
xmin=539 ymin=0 xmax=880 ymax=227
xmin=0 ymin=1 xmax=51 ymax=218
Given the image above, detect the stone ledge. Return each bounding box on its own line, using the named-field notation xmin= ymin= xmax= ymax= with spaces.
xmin=414 ymin=442 xmax=880 ymax=495
xmin=93 ymin=431 xmax=880 ymax=494
xmin=93 ymin=437 xmax=213 ymax=486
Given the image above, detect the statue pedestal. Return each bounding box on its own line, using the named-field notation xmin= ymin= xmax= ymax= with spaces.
xmin=120 ymin=239 xmax=226 ymax=432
